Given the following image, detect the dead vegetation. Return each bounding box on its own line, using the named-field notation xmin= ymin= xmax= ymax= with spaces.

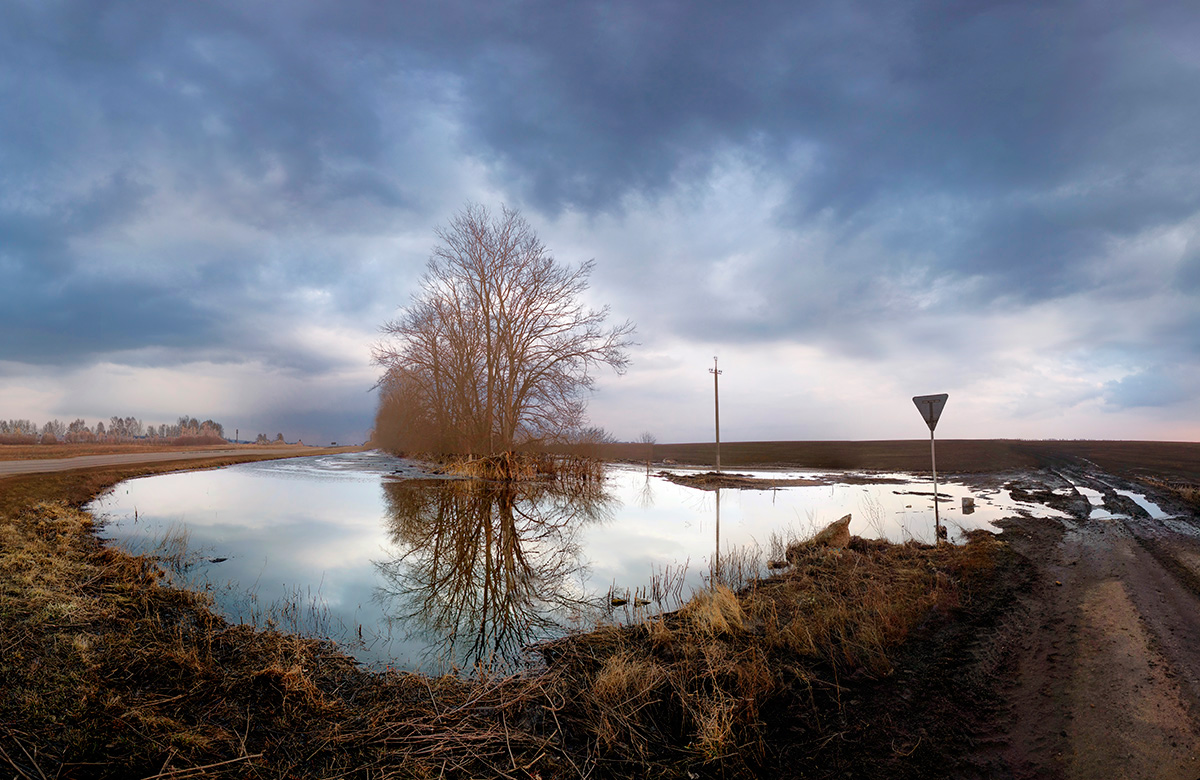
xmin=1139 ymin=476 xmax=1200 ymax=508
xmin=535 ymin=531 xmax=1007 ymax=776
xmin=435 ymin=450 xmax=606 ymax=484
xmin=1 ymin=463 xmax=1017 ymax=779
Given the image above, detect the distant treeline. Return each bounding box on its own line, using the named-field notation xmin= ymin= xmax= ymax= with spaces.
xmin=0 ymin=415 xmax=227 ymax=445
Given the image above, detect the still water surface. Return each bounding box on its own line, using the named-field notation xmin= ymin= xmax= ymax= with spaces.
xmin=90 ymin=451 xmax=1066 ymax=672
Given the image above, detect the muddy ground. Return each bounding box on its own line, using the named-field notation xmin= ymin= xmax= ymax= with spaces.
xmin=809 ymin=460 xmax=1200 ymax=779
xmin=658 ymin=456 xmax=1200 ymax=778
xmin=976 ymin=465 xmax=1200 ymax=779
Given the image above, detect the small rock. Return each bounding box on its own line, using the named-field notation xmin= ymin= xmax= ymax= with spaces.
xmin=808 ymin=514 xmax=852 ymax=549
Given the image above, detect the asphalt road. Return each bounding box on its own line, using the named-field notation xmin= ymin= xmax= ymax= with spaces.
xmin=0 ymin=447 xmax=320 ymax=477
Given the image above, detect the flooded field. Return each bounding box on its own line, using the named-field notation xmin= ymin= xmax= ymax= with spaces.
xmin=90 ymin=450 xmax=1074 ymax=672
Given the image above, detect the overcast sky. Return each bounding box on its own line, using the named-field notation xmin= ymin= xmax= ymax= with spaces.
xmin=3 ymin=0 xmax=1199 ymax=445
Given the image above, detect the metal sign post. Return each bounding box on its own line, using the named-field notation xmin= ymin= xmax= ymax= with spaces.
xmin=912 ymin=393 xmax=949 ymax=542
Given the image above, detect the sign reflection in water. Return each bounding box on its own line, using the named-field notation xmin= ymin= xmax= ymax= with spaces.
xmin=375 ymin=478 xmax=614 ymax=671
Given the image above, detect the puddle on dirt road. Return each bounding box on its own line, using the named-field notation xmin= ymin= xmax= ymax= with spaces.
xmin=1059 ymin=475 xmax=1129 ymax=521
xmin=1113 ymin=489 xmax=1172 ymax=520
xmin=90 ymin=452 xmax=1071 ymax=672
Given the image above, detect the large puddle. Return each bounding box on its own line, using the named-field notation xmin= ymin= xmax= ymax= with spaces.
xmin=90 ymin=451 xmax=1069 ymax=672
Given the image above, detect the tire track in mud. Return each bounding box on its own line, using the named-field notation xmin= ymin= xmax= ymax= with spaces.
xmin=995 ymin=470 xmax=1200 ymax=779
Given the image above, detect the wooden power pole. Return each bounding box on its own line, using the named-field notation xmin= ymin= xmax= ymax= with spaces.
xmin=710 ymin=357 xmax=722 ymax=472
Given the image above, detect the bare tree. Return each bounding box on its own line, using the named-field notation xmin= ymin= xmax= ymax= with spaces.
xmin=637 ymin=431 xmax=657 ymax=467
xmin=374 ymin=204 xmax=635 ymax=454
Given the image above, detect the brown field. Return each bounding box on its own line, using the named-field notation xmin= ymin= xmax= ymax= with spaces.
xmin=604 ymin=439 xmax=1200 ymax=482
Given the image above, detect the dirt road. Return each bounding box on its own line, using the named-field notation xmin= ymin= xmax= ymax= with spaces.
xmin=989 ymin=468 xmax=1200 ymax=779
xmin=0 ymin=447 xmax=349 ymax=477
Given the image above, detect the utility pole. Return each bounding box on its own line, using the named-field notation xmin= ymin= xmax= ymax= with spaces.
xmin=709 ymin=357 xmax=722 ymax=472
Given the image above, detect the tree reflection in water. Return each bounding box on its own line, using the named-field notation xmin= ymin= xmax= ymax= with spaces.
xmin=375 ymin=478 xmax=613 ymax=672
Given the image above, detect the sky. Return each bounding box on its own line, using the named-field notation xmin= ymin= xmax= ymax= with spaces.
xmin=2 ymin=0 xmax=1199 ymax=446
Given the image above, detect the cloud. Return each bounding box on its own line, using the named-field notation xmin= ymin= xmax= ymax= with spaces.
xmin=2 ymin=1 xmax=1198 ymax=441
xmin=1103 ymin=365 xmax=1195 ymax=410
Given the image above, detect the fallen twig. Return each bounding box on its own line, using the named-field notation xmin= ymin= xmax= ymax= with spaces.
xmin=136 ymin=752 xmax=262 ymax=780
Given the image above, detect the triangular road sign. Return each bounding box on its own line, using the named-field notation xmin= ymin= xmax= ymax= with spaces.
xmin=913 ymin=393 xmax=948 ymax=432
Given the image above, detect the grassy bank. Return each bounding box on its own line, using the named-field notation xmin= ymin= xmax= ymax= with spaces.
xmin=1 ymin=460 xmax=1024 ymax=778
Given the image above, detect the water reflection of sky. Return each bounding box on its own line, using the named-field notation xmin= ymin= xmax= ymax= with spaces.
xmin=90 ymin=452 xmax=1070 ymax=673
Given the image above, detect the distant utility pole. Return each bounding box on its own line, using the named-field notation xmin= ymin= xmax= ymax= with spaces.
xmin=710 ymin=357 xmax=722 ymax=472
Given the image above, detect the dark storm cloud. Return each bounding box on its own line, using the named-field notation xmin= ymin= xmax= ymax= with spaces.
xmin=0 ymin=1 xmax=389 ymax=205
xmin=1103 ymin=365 xmax=1194 ymax=410
xmin=2 ymin=277 xmax=214 ymax=364
xmin=1177 ymin=236 xmax=1200 ymax=293
xmin=3 ymin=0 xmax=1198 ymax=427
xmin=296 ymin=0 xmax=1200 ymax=338
xmin=317 ymin=2 xmax=1200 ymax=218
xmin=0 ymin=0 xmax=425 ymax=370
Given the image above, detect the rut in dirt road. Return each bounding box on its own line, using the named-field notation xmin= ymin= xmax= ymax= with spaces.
xmin=996 ymin=470 xmax=1200 ymax=780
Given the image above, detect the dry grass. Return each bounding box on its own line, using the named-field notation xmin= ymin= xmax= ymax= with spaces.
xmin=1139 ymin=476 xmax=1200 ymax=508
xmin=1 ymin=456 xmax=1014 ymax=779
xmin=0 ymin=498 xmax=575 ymax=778
xmin=442 ymin=451 xmax=606 ymax=484
xmin=679 ymin=585 xmax=746 ymax=636
xmin=534 ymin=532 xmax=1007 ymax=776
